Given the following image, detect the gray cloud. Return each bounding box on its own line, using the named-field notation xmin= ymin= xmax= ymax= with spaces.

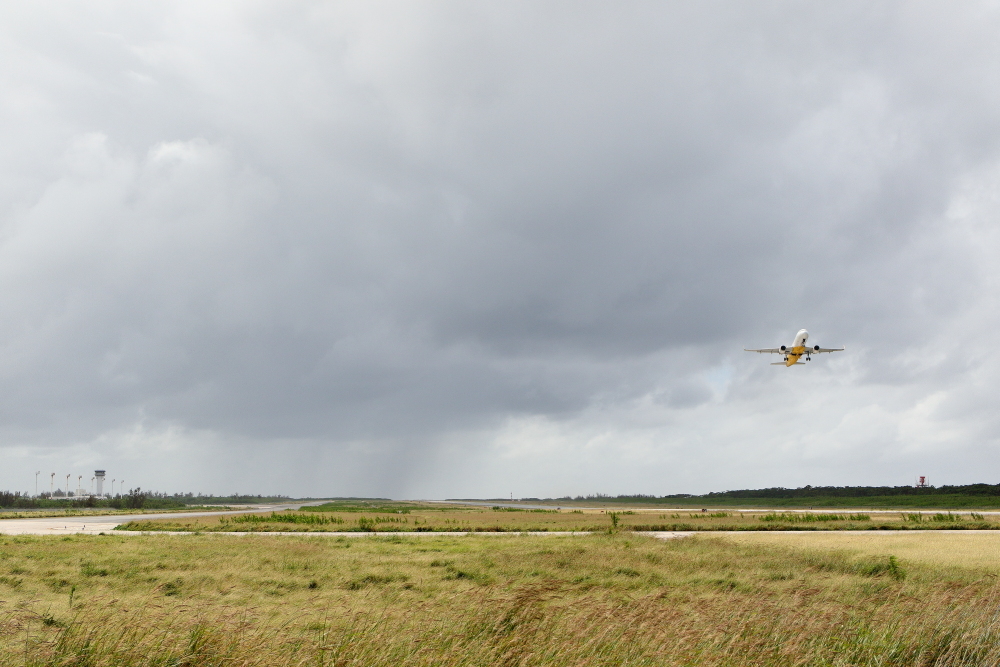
xmin=1 ymin=2 xmax=1000 ymax=497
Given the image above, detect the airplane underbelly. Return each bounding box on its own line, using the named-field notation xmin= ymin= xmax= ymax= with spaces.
xmin=785 ymin=346 xmax=807 ymax=367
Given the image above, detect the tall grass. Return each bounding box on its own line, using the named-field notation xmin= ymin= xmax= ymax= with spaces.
xmin=229 ymin=511 xmax=345 ymax=525
xmin=3 ymin=533 xmax=1000 ymax=665
xmin=760 ymin=512 xmax=871 ymax=523
xmin=8 ymin=577 xmax=1000 ymax=665
xmin=491 ymin=506 xmax=557 ymax=513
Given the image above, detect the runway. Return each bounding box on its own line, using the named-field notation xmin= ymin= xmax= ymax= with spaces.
xmin=0 ymin=503 xmax=320 ymax=535
xmin=4 ymin=501 xmax=998 ymax=538
xmin=0 ymin=511 xmax=695 ymax=539
xmin=3 ymin=506 xmax=998 ymax=541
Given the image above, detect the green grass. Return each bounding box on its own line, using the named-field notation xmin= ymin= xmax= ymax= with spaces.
xmin=759 ymin=512 xmax=872 ymax=523
xmin=231 ymin=511 xmax=346 ymax=525
xmin=300 ymin=499 xmax=416 ymax=513
xmin=2 ymin=533 xmax=1000 ymax=665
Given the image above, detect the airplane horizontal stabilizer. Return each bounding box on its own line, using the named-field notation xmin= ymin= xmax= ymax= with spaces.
xmin=770 ymin=362 xmax=805 ymax=365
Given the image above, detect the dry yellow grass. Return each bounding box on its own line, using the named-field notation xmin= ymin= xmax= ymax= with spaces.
xmin=719 ymin=530 xmax=1000 ymax=570
xmin=2 ymin=531 xmax=1000 ymax=665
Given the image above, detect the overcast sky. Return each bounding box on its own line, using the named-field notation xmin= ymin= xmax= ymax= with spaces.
xmin=2 ymin=2 xmax=999 ymax=498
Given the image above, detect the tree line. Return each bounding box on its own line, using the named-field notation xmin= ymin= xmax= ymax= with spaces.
xmin=548 ymin=485 xmax=1000 ymax=502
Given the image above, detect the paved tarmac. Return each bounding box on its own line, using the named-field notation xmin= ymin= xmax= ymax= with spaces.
xmin=6 ymin=509 xmax=997 ymax=541
xmin=0 ymin=509 xmax=697 ymax=539
xmin=0 ymin=503 xmax=320 ymax=535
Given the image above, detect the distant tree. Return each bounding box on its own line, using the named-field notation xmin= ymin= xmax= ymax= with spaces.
xmin=71 ymin=494 xmax=97 ymax=508
xmin=0 ymin=491 xmax=40 ymax=508
xmin=125 ymin=487 xmax=147 ymax=509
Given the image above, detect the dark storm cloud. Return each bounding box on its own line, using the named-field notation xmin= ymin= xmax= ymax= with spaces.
xmin=1 ymin=2 xmax=1000 ymax=496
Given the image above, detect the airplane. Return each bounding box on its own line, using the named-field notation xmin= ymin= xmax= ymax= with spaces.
xmin=745 ymin=329 xmax=844 ymax=366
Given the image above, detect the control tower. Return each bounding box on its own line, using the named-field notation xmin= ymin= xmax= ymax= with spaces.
xmin=95 ymin=470 xmax=105 ymax=497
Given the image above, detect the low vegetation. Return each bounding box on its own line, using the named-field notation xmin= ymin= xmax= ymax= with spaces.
xmin=117 ymin=501 xmax=1000 ymax=533
xmin=3 ymin=532 xmax=1000 ymax=665
xmin=758 ymin=512 xmax=872 ymax=523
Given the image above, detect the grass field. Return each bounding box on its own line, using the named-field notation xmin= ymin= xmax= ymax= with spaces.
xmin=720 ymin=531 xmax=1000 ymax=570
xmin=3 ymin=531 xmax=1000 ymax=665
xmin=116 ymin=500 xmax=1000 ymax=533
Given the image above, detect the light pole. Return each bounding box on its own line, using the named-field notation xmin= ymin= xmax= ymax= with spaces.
xmin=121 ymin=480 xmax=125 ymax=495
xmin=35 ymin=471 xmax=40 ymax=497
xmin=78 ymin=476 xmax=82 ymax=495
xmin=112 ymin=479 xmax=116 ymax=496
xmin=91 ymin=477 xmax=94 ymax=495
xmin=50 ymin=472 xmax=54 ymax=496
xmin=65 ymin=474 xmax=70 ymax=497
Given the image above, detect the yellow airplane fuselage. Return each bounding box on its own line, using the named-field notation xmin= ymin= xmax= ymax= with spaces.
xmin=784 ymin=346 xmax=808 ymax=366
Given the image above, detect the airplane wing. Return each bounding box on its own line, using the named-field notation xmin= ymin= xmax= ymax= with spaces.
xmin=812 ymin=347 xmax=844 ymax=353
xmin=744 ymin=348 xmax=783 ymax=354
